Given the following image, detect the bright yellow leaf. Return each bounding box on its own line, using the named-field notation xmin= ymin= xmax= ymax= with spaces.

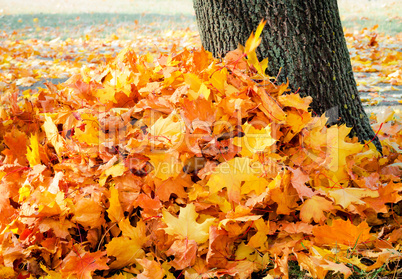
xmin=106 ymin=237 xmax=145 ymax=269
xmin=207 ymin=157 xmax=261 ymax=204
xmin=107 ymin=185 xmax=124 ymax=223
xmin=234 ymin=122 xmax=276 ymax=157
xmin=26 ymin=133 xmax=41 ymax=166
xmin=162 ymin=203 xmax=215 ymax=244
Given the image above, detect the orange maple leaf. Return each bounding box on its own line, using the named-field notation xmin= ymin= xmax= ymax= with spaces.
xmin=61 ymin=250 xmax=108 ymax=279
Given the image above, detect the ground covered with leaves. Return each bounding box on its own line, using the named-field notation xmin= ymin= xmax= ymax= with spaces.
xmin=0 ymin=19 xmax=402 ymax=279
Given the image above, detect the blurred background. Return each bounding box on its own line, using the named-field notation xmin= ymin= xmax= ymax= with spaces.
xmin=0 ymin=0 xmax=400 ymax=39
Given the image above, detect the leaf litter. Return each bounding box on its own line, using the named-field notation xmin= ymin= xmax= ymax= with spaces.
xmin=0 ymin=21 xmax=401 ymax=279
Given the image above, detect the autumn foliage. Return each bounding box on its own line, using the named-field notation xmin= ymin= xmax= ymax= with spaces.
xmin=0 ymin=22 xmax=401 ymax=279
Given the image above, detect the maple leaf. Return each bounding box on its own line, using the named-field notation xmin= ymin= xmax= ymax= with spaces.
xmin=241 ymin=175 xmax=270 ymax=196
xmin=38 ymin=218 xmax=74 ymax=239
xmin=244 ymin=20 xmax=265 ymax=55
xmin=40 ymin=264 xmax=63 ymax=279
xmin=328 ymin=188 xmax=379 ymax=210
xmin=290 ymin=168 xmax=315 ymax=200
xmin=209 ymin=68 xmax=228 ymax=94
xmin=43 ymin=115 xmax=67 ymax=159
xmin=166 ymin=238 xmax=197 ymax=270
xmin=219 ymin=214 xmax=262 ymax=239
xmin=243 ymin=20 xmax=268 ymax=77
xmin=61 ymin=250 xmax=108 ymax=279
xmin=181 ymin=97 xmax=215 ymax=131
xmin=107 ymin=185 xmax=124 ymax=223
xmin=183 ymin=74 xmax=211 ymax=100
xmin=26 ymin=133 xmax=41 ymax=167
xmin=2 ymin=128 xmax=28 ymax=165
xmin=137 ymin=258 xmax=165 ymax=279
xmin=283 ymin=110 xmax=313 ymax=142
xmin=99 ymin=161 xmax=127 ymax=186
xmin=106 ymin=236 xmax=145 ymax=269
xmin=154 ymin=174 xmax=190 ymax=202
xmin=300 ymin=196 xmax=334 ymax=224
xmin=233 ymin=122 xmax=276 ymax=157
xmin=247 ymin=218 xmax=270 ymax=249
xmin=252 ymin=86 xmax=286 ymax=123
xmin=133 ymin=193 xmax=162 ymax=218
xmin=280 ymin=221 xmax=314 ymax=235
xmin=362 ymin=249 xmax=402 ymax=272
xmin=207 ymin=157 xmax=260 ymax=204
xmin=118 ymin=218 xmax=148 ymax=247
xmin=162 ymin=203 xmax=215 ymax=244
xmin=363 ymin=181 xmax=402 ymax=213
xmin=206 ymin=225 xmax=231 ymax=268
xmin=147 ymin=151 xmax=183 ymax=181
xmin=313 ymin=219 xmax=372 ymax=247
xmin=270 ymin=170 xmax=300 ymax=215
xmin=295 ymin=252 xmax=352 ymax=279
xmin=278 ymin=94 xmax=313 ymax=111
xmin=326 ymin=125 xmax=363 ymax=180
xmin=149 ymin=112 xmax=184 ymax=148
xmin=73 ymin=113 xmax=100 ymax=145
xmin=72 ymin=198 xmax=104 ymax=228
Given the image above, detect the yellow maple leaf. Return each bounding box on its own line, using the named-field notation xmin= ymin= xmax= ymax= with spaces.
xmin=149 ymin=112 xmax=184 ymax=148
xmin=106 ymin=236 xmax=145 ymax=269
xmin=106 ymin=217 xmax=149 ymax=269
xmin=244 ymin=20 xmax=266 ymax=55
xmin=147 ymin=151 xmax=182 ymax=180
xmin=118 ymin=218 xmax=148 ymax=247
xmin=247 ymin=218 xmax=270 ymax=249
xmin=26 ymin=133 xmax=41 ymax=167
xmin=94 ymin=67 xmax=132 ymax=103
xmin=43 ymin=115 xmax=67 ymax=158
xmin=94 ymin=84 xmax=117 ymax=103
xmin=300 ymin=196 xmax=334 ymax=224
xmin=74 ymin=113 xmax=100 ymax=145
xmin=99 ymin=162 xmax=127 ymax=186
xmin=209 ymin=68 xmax=227 ymax=94
xmin=107 ymin=185 xmax=124 ymax=223
xmin=207 ymin=157 xmax=260 ymax=204
xmin=241 ymin=176 xmax=269 ymax=195
xmin=328 ymin=188 xmax=379 ymax=209
xmin=162 ymin=203 xmax=215 ymax=244
xmin=326 ymin=125 xmax=363 ymax=180
xmin=234 ymin=122 xmax=276 ymax=157
xmin=278 ymin=94 xmax=313 ymax=111
xmin=243 ymin=20 xmax=268 ymax=77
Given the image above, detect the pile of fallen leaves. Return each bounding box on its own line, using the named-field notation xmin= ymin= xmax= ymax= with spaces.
xmin=0 ymin=23 xmax=401 ymax=279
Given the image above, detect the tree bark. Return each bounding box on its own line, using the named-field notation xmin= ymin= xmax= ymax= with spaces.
xmin=193 ymin=0 xmax=381 ymax=151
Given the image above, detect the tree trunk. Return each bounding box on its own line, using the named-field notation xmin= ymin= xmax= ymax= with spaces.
xmin=193 ymin=0 xmax=381 ymax=151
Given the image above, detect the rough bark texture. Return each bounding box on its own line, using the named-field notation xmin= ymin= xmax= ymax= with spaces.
xmin=193 ymin=0 xmax=381 ymax=151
